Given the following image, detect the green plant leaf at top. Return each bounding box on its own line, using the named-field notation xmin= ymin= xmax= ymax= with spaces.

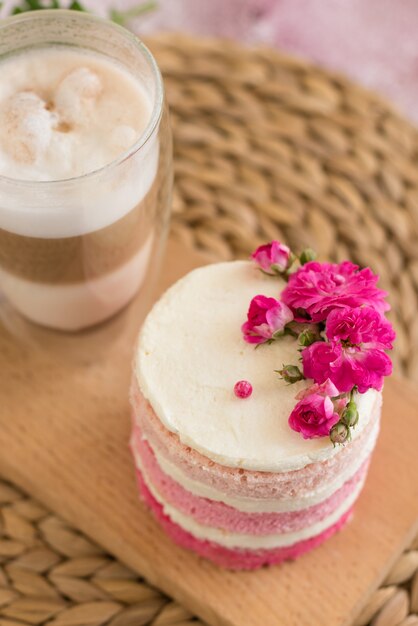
xmin=110 ymin=0 xmax=157 ymax=26
xmin=7 ymin=0 xmax=157 ymax=23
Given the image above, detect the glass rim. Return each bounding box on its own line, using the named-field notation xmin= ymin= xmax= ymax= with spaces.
xmin=0 ymin=9 xmax=164 ymax=188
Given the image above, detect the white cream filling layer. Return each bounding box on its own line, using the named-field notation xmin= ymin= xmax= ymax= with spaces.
xmin=0 ymin=234 xmax=153 ymax=330
xmin=133 ymin=418 xmax=378 ymax=514
xmin=136 ymin=260 xmax=381 ymax=472
xmin=141 ymin=460 xmax=364 ymax=550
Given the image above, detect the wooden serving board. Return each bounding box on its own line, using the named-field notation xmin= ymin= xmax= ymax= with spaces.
xmin=0 ymin=235 xmax=418 ymax=626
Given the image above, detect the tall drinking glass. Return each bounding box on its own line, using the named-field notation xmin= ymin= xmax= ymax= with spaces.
xmin=0 ymin=10 xmax=172 ymax=332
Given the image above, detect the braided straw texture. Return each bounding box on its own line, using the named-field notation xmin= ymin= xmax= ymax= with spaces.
xmin=1 ymin=34 xmax=418 ymax=626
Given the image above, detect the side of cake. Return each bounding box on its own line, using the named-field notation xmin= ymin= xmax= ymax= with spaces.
xmin=130 ymin=242 xmax=394 ymax=569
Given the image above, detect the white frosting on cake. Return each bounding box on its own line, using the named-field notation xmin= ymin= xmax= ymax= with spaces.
xmin=136 ymin=261 xmax=380 ymax=472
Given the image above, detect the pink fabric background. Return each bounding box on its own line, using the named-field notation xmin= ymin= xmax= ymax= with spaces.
xmin=2 ymin=0 xmax=417 ymax=124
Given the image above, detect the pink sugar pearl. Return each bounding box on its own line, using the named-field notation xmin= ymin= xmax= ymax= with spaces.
xmin=234 ymin=380 xmax=253 ymax=399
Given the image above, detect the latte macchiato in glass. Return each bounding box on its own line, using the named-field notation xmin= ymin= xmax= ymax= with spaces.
xmin=0 ymin=11 xmax=172 ymax=331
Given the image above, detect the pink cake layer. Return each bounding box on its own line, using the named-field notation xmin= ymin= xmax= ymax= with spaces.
xmin=132 ymin=426 xmax=369 ymax=534
xmin=130 ymin=377 xmax=380 ymax=501
xmin=136 ymin=469 xmax=354 ymax=570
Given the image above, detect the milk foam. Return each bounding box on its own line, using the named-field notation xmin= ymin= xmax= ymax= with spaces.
xmin=0 ymin=47 xmax=152 ymax=181
xmin=0 ymin=46 xmax=159 ymax=238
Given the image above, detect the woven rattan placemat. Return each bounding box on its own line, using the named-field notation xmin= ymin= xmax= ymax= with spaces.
xmin=1 ymin=34 xmax=418 ymax=626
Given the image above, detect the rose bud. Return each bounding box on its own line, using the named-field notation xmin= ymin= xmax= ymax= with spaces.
xmin=277 ymin=364 xmax=304 ymax=384
xmin=341 ymin=400 xmax=359 ymax=428
xmin=251 ymin=241 xmax=291 ymax=275
xmin=329 ymin=421 xmax=350 ymax=445
xmin=299 ymin=248 xmax=317 ymax=265
xmin=298 ymin=328 xmax=320 ymax=347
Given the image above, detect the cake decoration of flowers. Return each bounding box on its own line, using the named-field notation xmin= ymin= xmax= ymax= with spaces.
xmin=242 ymin=241 xmax=395 ymax=445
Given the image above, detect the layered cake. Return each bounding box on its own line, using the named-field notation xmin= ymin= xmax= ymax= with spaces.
xmin=0 ymin=13 xmax=170 ymax=331
xmin=130 ymin=241 xmax=394 ymax=569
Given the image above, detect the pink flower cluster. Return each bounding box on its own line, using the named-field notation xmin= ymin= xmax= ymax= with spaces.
xmin=243 ymin=241 xmax=395 ymax=442
xmin=302 ymin=306 xmax=394 ymax=394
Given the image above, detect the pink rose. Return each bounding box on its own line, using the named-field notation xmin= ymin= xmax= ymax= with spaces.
xmin=281 ymin=260 xmax=389 ymax=323
xmin=242 ymin=295 xmax=293 ymax=344
xmin=251 ymin=241 xmax=291 ymax=274
xmin=288 ymin=393 xmax=340 ymax=439
xmin=326 ymin=306 xmax=395 ymax=349
xmin=302 ymin=307 xmax=394 ymax=393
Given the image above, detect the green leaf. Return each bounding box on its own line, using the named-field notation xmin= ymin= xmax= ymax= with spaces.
xmin=25 ymin=0 xmax=43 ymax=9
xmin=6 ymin=0 xmax=88 ymax=14
xmin=110 ymin=0 xmax=157 ymax=26
xmin=109 ymin=9 xmax=126 ymax=26
xmin=4 ymin=0 xmax=155 ymax=28
xmin=68 ymin=0 xmax=86 ymax=11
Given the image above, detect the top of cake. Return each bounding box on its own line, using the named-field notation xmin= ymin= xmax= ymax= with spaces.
xmin=135 ymin=260 xmax=380 ymax=473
